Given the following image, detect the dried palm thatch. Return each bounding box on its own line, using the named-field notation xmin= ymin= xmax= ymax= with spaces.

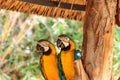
xmin=50 ymin=0 xmax=86 ymax=4
xmin=0 ymin=0 xmax=86 ymax=20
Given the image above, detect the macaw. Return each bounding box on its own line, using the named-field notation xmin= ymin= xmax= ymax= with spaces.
xmin=57 ymin=35 xmax=81 ymax=80
xmin=36 ymin=40 xmax=65 ymax=80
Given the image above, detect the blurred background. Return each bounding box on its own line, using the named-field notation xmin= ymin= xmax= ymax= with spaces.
xmin=0 ymin=9 xmax=119 ymax=80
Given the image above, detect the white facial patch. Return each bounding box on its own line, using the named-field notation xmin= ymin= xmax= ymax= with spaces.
xmin=38 ymin=41 xmax=49 ymax=52
xmin=62 ymin=41 xmax=69 ymax=47
xmin=58 ymin=36 xmax=70 ymax=47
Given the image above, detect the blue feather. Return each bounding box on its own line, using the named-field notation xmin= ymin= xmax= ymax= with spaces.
xmin=74 ymin=50 xmax=81 ymax=60
xmin=58 ymin=53 xmax=66 ymax=80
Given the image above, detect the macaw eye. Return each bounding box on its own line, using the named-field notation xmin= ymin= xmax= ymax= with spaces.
xmin=36 ymin=44 xmax=44 ymax=52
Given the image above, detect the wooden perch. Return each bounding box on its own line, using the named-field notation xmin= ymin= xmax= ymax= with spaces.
xmin=74 ymin=59 xmax=89 ymax=80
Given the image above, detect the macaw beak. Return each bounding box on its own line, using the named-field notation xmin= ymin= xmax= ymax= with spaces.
xmin=57 ymin=39 xmax=65 ymax=50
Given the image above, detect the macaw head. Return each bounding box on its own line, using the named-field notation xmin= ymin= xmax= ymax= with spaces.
xmin=36 ymin=40 xmax=51 ymax=55
xmin=57 ymin=35 xmax=71 ymax=51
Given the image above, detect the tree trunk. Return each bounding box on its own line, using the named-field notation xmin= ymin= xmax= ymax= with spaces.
xmin=82 ymin=0 xmax=117 ymax=80
xmin=116 ymin=0 xmax=120 ymax=26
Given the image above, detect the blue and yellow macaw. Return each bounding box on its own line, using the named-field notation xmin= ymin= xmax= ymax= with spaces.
xmin=36 ymin=40 xmax=65 ymax=80
xmin=57 ymin=35 xmax=81 ymax=80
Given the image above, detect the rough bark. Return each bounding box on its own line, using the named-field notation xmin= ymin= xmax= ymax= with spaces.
xmin=82 ymin=0 xmax=117 ymax=80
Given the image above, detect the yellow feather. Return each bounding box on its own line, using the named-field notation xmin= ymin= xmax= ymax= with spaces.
xmin=40 ymin=43 xmax=60 ymax=80
xmin=60 ymin=40 xmax=75 ymax=80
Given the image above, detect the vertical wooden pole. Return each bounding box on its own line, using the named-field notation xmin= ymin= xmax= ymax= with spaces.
xmin=82 ymin=0 xmax=117 ymax=80
xmin=116 ymin=0 xmax=120 ymax=26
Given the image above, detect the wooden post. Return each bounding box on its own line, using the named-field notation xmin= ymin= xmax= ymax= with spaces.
xmin=82 ymin=0 xmax=117 ymax=80
xmin=116 ymin=0 xmax=120 ymax=26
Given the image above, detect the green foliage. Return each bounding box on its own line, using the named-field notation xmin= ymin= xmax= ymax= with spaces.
xmin=113 ymin=25 xmax=120 ymax=80
xmin=0 ymin=10 xmax=120 ymax=80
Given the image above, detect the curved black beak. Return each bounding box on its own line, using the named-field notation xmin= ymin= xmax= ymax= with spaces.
xmin=57 ymin=39 xmax=65 ymax=50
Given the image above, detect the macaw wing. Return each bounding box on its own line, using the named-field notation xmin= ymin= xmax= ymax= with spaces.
xmin=74 ymin=50 xmax=81 ymax=60
xmin=57 ymin=53 xmax=66 ymax=80
xmin=39 ymin=57 xmax=46 ymax=80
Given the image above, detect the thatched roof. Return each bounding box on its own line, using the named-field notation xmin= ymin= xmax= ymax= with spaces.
xmin=0 ymin=0 xmax=86 ymax=20
xmin=50 ymin=0 xmax=86 ymax=4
